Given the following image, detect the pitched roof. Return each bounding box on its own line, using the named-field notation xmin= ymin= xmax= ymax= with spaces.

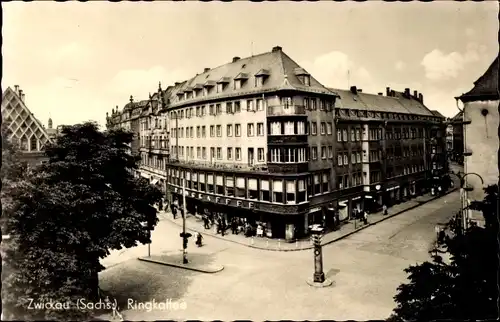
xmin=458 ymin=56 xmax=499 ymax=102
xmin=430 ymin=110 xmax=445 ymax=118
xmin=166 ymin=46 xmax=337 ymax=108
xmin=330 ymin=88 xmax=435 ymax=116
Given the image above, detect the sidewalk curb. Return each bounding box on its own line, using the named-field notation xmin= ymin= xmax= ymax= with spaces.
xmin=164 ymin=188 xmax=458 ymax=252
xmin=137 ymin=257 xmax=224 ymax=274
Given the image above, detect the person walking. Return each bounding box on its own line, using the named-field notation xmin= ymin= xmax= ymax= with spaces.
xmin=382 ymin=204 xmax=388 ymax=216
xmin=362 ymin=211 xmax=368 ymax=225
xmin=231 ymin=218 xmax=238 ymax=234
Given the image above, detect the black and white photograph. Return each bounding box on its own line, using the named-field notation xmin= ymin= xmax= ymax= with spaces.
xmin=1 ymin=1 xmax=499 ymax=321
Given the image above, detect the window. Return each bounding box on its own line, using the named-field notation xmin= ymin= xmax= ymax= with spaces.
xmin=356 ymin=152 xmax=361 ymax=163
xmin=344 ymin=153 xmax=348 ymax=165
xmin=30 ymin=136 xmax=37 ymax=151
xmin=207 ymin=174 xmax=214 ymax=193
xmin=322 ymin=173 xmax=329 ymax=193
xmin=314 ymin=174 xmax=321 ymax=195
xmin=284 ymin=148 xmax=295 ymax=163
xmin=236 ymin=177 xmax=246 ymax=198
xmin=258 ymin=148 xmax=265 ymax=162
xmin=327 ymin=122 xmax=332 ymax=135
xmin=197 ymin=147 xmax=201 ymax=158
xmin=271 ymin=148 xmax=281 ymax=162
xmin=227 ymin=147 xmax=233 ymax=160
xmin=297 ymin=121 xmax=305 ymax=135
xmin=190 ymin=127 xmax=194 ymax=138
xmin=337 ymin=129 xmax=342 ymax=142
xmin=311 ymin=147 xmax=318 ymax=160
xmin=197 ymin=126 xmax=201 ymax=138
xmin=235 ymin=101 xmax=241 ymax=113
xmin=297 ymin=179 xmax=306 ymax=202
xmin=281 ymin=97 xmax=292 ymax=108
xmin=226 ymin=176 xmax=234 ymax=196
xmin=298 ymin=148 xmax=306 ymax=162
xmin=209 ymin=105 xmax=215 ymax=115
xmin=227 ymin=124 xmax=233 ymax=137
xmin=284 ymin=121 xmax=294 ymax=135
xmin=216 ymin=104 xmax=222 ymax=115
xmin=321 ymin=146 xmax=327 ymax=159
xmin=351 ymin=153 xmax=356 ymax=164
xmin=355 ymin=128 xmax=361 ymax=141
xmin=320 ymin=100 xmax=326 ymax=111
xmin=273 ymin=180 xmax=284 ymax=203
xmin=261 ymin=180 xmax=270 ymax=201
xmin=202 ymin=126 xmax=206 ymax=137
xmin=201 ymin=106 xmax=206 ymax=116
xmin=248 ymin=178 xmax=258 ymax=200
xmin=217 ymin=147 xmax=222 ymax=160
xmin=216 ymin=175 xmax=224 ymax=195
xmin=235 ymin=124 xmax=241 ymax=136
xmin=304 ymin=76 xmax=310 ymax=86
xmin=257 ymin=123 xmax=264 ymax=136
xmin=226 ymin=102 xmax=233 ymax=114
xmin=247 ymin=123 xmax=255 ymax=136
xmin=350 ymin=129 xmax=355 ymax=141
xmin=343 ymin=130 xmax=348 ymax=142
xmin=216 ymin=125 xmax=222 ymax=137
xmin=338 ymin=154 xmax=343 ymax=166
xmin=257 ymin=99 xmax=264 ymax=111
xmin=202 ymin=147 xmax=207 ymax=159
xmin=320 ymin=122 xmax=326 ymax=135
xmin=235 ymin=148 xmax=241 ymax=160
xmin=270 ymin=122 xmax=282 ymax=135
xmin=235 ymin=80 xmax=242 ymax=90
xmin=304 ymin=98 xmax=309 ymax=110
xmin=311 ymin=99 xmax=317 ymax=110
xmin=311 ymin=122 xmax=317 ymax=135
xmin=286 ymin=181 xmax=296 ymax=204
xmin=247 ymin=100 xmax=254 ymax=111
xmin=199 ymin=173 xmax=206 ymax=192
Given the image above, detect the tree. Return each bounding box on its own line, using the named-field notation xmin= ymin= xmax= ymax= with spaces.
xmin=2 ymin=122 xmax=163 ymax=321
xmin=389 ymin=185 xmax=498 ymax=321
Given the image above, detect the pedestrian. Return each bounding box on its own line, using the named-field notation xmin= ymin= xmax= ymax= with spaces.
xmin=363 ymin=211 xmax=368 ymax=224
xmin=231 ymin=218 xmax=238 ymax=234
xmin=334 ymin=212 xmax=340 ymax=230
xmin=158 ymin=198 xmax=163 ymax=211
xmin=382 ymin=204 xmax=388 ymax=216
xmin=203 ymin=215 xmax=210 ymax=229
xmin=172 ymin=207 xmax=177 ymax=219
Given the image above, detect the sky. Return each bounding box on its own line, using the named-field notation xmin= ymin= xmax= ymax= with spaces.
xmin=2 ymin=1 xmax=498 ymax=128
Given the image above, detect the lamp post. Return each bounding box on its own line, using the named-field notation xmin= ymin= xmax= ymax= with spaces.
xmin=181 ymin=175 xmax=188 ymax=264
xmin=306 ymin=225 xmax=333 ymax=287
xmin=448 ymin=171 xmax=484 ymax=231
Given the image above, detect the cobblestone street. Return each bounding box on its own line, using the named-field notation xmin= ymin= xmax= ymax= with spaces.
xmin=98 ymin=191 xmax=460 ymax=321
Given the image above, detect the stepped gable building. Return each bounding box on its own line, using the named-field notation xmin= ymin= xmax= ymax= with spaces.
xmin=1 ymin=85 xmax=55 ymax=167
xmin=107 ymin=45 xmax=447 ymax=240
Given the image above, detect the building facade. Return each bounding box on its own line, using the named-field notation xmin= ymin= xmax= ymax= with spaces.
xmin=107 ymin=46 xmax=448 ymax=240
xmin=456 ymin=56 xmax=498 ymax=223
xmin=1 ymin=85 xmax=56 ymax=167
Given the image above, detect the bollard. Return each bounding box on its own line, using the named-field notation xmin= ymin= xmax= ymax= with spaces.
xmin=296 ymin=240 xmax=299 ymax=248
xmin=266 ymin=240 xmax=269 ymax=248
xmin=251 ymin=237 xmax=254 ymax=245
xmin=278 ymin=239 xmax=281 ymax=249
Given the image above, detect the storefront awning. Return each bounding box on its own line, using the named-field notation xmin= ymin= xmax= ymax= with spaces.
xmin=338 ymin=202 xmax=347 ymax=207
xmin=151 ymin=179 xmax=159 ymax=185
xmin=365 ymin=195 xmax=373 ymax=199
xmin=308 ymin=207 xmax=322 ymax=214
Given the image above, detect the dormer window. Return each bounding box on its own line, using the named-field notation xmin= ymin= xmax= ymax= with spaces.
xmin=255 ymin=69 xmax=270 ymax=87
xmin=235 ymin=80 xmax=242 ymax=89
xmin=216 ymin=77 xmax=230 ymax=93
xmin=303 ymin=75 xmax=310 ymax=86
xmin=294 ymin=67 xmax=311 ymax=86
xmin=203 ymin=88 xmax=208 ymax=96
xmin=217 ymin=83 xmax=223 ymax=93
xmin=234 ymin=73 xmax=249 ymax=90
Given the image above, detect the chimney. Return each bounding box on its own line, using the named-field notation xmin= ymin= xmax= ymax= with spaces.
xmin=21 ymin=94 xmax=25 ymax=103
xmin=386 ymin=87 xmax=391 ymax=96
xmin=350 ymin=86 xmax=358 ymax=94
xmin=404 ymin=88 xmax=410 ymax=97
xmin=413 ymin=90 xmax=418 ymax=98
xmin=232 ymin=57 xmax=240 ymax=63
xmin=357 ymin=89 xmax=363 ymax=93
xmin=272 ymin=46 xmax=282 ymax=53
xmin=18 ymin=89 xmax=24 ymax=102
xmin=378 ymin=92 xmax=383 ymax=96
xmin=175 ymin=82 xmax=181 ymax=86
xmin=419 ymin=93 xmax=423 ymax=103
xmin=14 ymin=85 xmax=19 ymax=94
xmin=204 ymin=68 xmax=210 ymax=73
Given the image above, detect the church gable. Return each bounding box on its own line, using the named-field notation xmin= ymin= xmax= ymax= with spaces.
xmin=1 ymin=86 xmax=51 ymax=152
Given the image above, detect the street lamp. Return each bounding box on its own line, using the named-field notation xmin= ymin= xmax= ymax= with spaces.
xmin=306 ymin=225 xmax=333 ymax=287
xmin=448 ymin=171 xmax=484 ymax=231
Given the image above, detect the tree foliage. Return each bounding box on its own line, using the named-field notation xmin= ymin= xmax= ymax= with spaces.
xmin=390 ymin=185 xmax=499 ymax=321
xmin=2 ymin=122 xmax=163 ymax=321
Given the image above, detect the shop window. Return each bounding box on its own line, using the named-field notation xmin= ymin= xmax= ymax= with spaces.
xmin=216 ymin=175 xmax=224 ymax=195
xmin=207 ymin=174 xmax=214 ymax=193
xmin=272 ymin=180 xmax=283 ymax=203
xmin=261 ymin=180 xmax=270 ymax=201
xmin=199 ymin=173 xmax=206 ymax=192
xmin=297 ymin=179 xmax=306 ymax=202
xmin=186 ymin=172 xmax=192 ymax=189
xmin=236 ymin=177 xmax=246 ymax=198
xmin=226 ymin=176 xmax=234 ymax=196
xmin=286 ymin=180 xmax=296 ymax=204
xmin=192 ymin=173 xmax=198 ymax=190
xmin=248 ymin=178 xmax=258 ymax=200
xmin=322 ymin=173 xmax=329 ymax=193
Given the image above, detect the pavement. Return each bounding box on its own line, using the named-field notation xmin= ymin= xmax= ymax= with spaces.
xmin=159 ymin=186 xmax=459 ymax=251
xmin=97 ymin=190 xmax=461 ymax=321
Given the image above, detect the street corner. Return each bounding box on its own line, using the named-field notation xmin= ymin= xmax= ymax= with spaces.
xmin=138 ymin=252 xmax=224 ymax=274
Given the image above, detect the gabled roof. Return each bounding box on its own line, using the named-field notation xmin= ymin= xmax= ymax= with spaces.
xmin=458 ymin=56 xmax=499 ymax=102
xmin=166 ymin=46 xmax=336 ymax=108
xmin=330 ymin=87 xmax=435 ymax=116
xmin=430 ymin=110 xmax=445 ymax=119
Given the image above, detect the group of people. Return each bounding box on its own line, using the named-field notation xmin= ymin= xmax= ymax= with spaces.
xmin=201 ymin=213 xmax=260 ymax=237
xmin=352 ymin=208 xmax=369 ymax=225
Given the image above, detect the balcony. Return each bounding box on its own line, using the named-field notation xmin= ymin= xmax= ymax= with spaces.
xmin=168 ymin=159 xmax=271 ymax=173
xmin=268 ymin=135 xmax=308 ymax=145
xmin=267 ymin=162 xmax=308 ymax=174
xmin=267 ymin=105 xmax=306 ymax=117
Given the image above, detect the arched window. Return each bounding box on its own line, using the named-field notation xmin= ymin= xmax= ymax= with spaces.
xmin=30 ymin=136 xmax=38 ymax=151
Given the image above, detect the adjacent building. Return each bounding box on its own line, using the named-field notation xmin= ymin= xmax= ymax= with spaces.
xmin=447 ymin=111 xmax=464 ymax=164
xmin=107 ymin=46 xmax=448 ymax=240
xmin=1 ymin=85 xmax=56 ymax=167
xmin=456 ymin=56 xmax=498 ymax=223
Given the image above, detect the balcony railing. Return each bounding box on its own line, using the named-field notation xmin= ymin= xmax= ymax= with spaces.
xmin=267 ymin=105 xmax=306 ymax=116
xmin=168 ymin=159 xmax=270 ymax=173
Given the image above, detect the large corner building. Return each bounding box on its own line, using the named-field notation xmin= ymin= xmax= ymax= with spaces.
xmin=107 ymin=46 xmax=448 ymax=240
